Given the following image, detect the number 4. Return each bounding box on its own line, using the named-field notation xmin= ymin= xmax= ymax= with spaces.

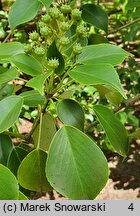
xmin=128 ymin=203 xmax=134 ymax=211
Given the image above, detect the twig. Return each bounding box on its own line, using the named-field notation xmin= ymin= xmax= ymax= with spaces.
xmin=3 ymin=32 xmax=11 ymax=43
xmin=110 ymin=17 xmax=140 ymax=34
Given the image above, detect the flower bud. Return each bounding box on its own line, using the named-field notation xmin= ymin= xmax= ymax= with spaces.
xmin=60 ymin=21 xmax=70 ymax=31
xmin=60 ymin=4 xmax=71 ymax=14
xmin=49 ymin=7 xmax=61 ymax=19
xmin=59 ymin=36 xmax=70 ymax=46
xmin=71 ymin=8 xmax=82 ymax=20
xmin=34 ymin=46 xmax=45 ymax=56
xmin=73 ymin=43 xmax=82 ymax=55
xmin=48 ymin=58 xmax=59 ymax=69
xmin=41 ymin=14 xmax=51 ymax=23
xmin=76 ymin=24 xmax=88 ymax=38
xmin=40 ymin=26 xmax=52 ymax=37
xmin=29 ymin=31 xmax=39 ymax=41
xmin=24 ymin=44 xmax=32 ymax=54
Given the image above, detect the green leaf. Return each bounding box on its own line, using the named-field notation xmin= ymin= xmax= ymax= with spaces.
xmin=95 ymin=85 xmax=123 ymax=106
xmin=77 ymin=44 xmax=132 ymax=66
xmin=0 ymin=66 xmax=7 ymax=74
xmin=93 ymin=105 xmax=129 ymax=157
xmin=18 ymin=149 xmax=51 ymax=192
xmin=0 ymin=68 xmax=19 ymax=85
xmin=0 ymin=96 xmax=23 ymax=133
xmin=26 ymin=71 xmax=52 ymax=95
xmin=126 ymin=0 xmax=140 ymax=9
xmin=0 ymin=135 xmax=13 ymax=165
xmin=105 ymin=91 xmax=123 ymax=107
xmin=81 ymin=4 xmax=108 ymax=33
xmin=32 ymin=113 xmax=57 ymax=151
xmin=57 ymin=99 xmax=85 ymax=131
xmin=9 ymin=0 xmax=41 ymax=31
xmin=46 ymin=125 xmax=109 ymax=200
xmin=59 ymin=91 xmax=73 ymax=99
xmin=88 ymin=34 xmax=108 ymax=45
xmin=0 ymin=42 xmax=24 ymax=62
xmin=0 ymin=84 xmax=15 ymax=101
xmin=0 ymin=164 xmax=19 ymax=200
xmin=18 ymin=191 xmax=28 ymax=200
xmin=11 ymin=54 xmax=43 ymax=76
xmin=7 ymin=147 xmax=28 ymax=176
xmin=69 ymin=64 xmax=126 ymax=98
xmin=47 ymin=41 xmax=65 ymax=75
xmin=20 ymin=90 xmax=46 ymax=107
xmin=38 ymin=0 xmax=53 ymax=8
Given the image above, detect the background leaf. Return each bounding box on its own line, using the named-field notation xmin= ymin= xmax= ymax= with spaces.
xmin=20 ymin=90 xmax=46 ymax=107
xmin=18 ymin=149 xmax=52 ymax=192
xmin=57 ymin=99 xmax=85 ymax=131
xmin=0 ymin=42 xmax=24 ymax=62
xmin=81 ymin=4 xmax=108 ymax=33
xmin=38 ymin=0 xmax=53 ymax=8
xmin=0 ymin=96 xmax=23 ymax=133
xmin=46 ymin=125 xmax=109 ymax=200
xmin=0 ymin=135 xmax=13 ymax=166
xmin=93 ymin=105 xmax=129 ymax=157
xmin=0 ymin=68 xmax=19 ymax=85
xmin=69 ymin=64 xmax=126 ymax=98
xmin=9 ymin=0 xmax=41 ymax=31
xmin=0 ymin=84 xmax=15 ymax=101
xmin=77 ymin=44 xmax=132 ymax=66
xmin=0 ymin=164 xmax=19 ymax=200
xmin=11 ymin=54 xmax=43 ymax=76
xmin=32 ymin=113 xmax=57 ymax=151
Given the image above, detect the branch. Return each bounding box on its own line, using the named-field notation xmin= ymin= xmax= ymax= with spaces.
xmin=110 ymin=17 xmax=140 ymax=34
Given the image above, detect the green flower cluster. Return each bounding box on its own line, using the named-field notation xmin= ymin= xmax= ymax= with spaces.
xmin=24 ymin=4 xmax=89 ymax=68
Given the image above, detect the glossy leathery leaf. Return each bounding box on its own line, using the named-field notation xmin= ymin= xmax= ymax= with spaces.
xmin=9 ymin=0 xmax=41 ymax=31
xmin=0 ymin=96 xmax=23 ymax=133
xmin=26 ymin=71 xmax=52 ymax=95
xmin=32 ymin=113 xmax=57 ymax=151
xmin=0 ymin=164 xmax=19 ymax=200
xmin=18 ymin=149 xmax=52 ymax=192
xmin=0 ymin=42 xmax=24 ymax=62
xmin=11 ymin=54 xmax=43 ymax=76
xmin=20 ymin=90 xmax=46 ymax=107
xmin=81 ymin=4 xmax=108 ymax=33
xmin=77 ymin=44 xmax=132 ymax=66
xmin=69 ymin=64 xmax=126 ymax=98
xmin=0 ymin=135 xmax=13 ymax=166
xmin=57 ymin=99 xmax=85 ymax=131
xmin=0 ymin=68 xmax=19 ymax=85
xmin=7 ymin=147 xmax=28 ymax=176
xmin=46 ymin=125 xmax=109 ymax=200
xmin=93 ymin=105 xmax=129 ymax=157
xmin=47 ymin=41 xmax=65 ymax=75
